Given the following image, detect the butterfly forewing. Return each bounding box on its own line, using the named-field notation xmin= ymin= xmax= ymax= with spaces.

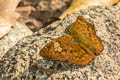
xmin=69 ymin=16 xmax=103 ymax=54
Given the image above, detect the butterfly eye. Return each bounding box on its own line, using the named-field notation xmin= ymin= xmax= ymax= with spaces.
xmin=64 ymin=29 xmax=70 ymax=34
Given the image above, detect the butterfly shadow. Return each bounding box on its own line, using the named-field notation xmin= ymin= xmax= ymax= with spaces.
xmin=30 ymin=58 xmax=95 ymax=79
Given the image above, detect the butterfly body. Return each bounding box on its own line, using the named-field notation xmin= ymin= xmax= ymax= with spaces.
xmin=40 ymin=16 xmax=103 ymax=65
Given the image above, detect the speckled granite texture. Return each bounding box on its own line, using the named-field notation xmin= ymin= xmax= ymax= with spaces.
xmin=0 ymin=22 xmax=33 ymax=60
xmin=0 ymin=6 xmax=120 ymax=80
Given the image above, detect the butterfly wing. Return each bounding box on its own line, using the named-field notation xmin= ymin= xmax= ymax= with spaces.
xmin=40 ymin=34 xmax=71 ymax=61
xmin=68 ymin=16 xmax=103 ymax=55
xmin=40 ymin=34 xmax=95 ymax=65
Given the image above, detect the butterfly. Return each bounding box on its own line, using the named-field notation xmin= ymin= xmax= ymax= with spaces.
xmin=40 ymin=16 xmax=103 ymax=65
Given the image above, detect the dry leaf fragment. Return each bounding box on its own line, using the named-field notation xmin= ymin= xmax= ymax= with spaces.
xmin=60 ymin=0 xmax=119 ymax=19
xmin=0 ymin=0 xmax=21 ymax=38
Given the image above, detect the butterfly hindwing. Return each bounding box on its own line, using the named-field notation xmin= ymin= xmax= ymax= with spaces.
xmin=40 ymin=34 xmax=95 ymax=65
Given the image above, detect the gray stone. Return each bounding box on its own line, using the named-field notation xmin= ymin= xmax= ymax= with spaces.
xmin=0 ymin=6 xmax=120 ymax=80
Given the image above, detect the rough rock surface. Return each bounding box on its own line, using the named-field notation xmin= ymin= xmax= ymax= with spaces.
xmin=0 ymin=22 xmax=33 ymax=60
xmin=0 ymin=6 xmax=120 ymax=79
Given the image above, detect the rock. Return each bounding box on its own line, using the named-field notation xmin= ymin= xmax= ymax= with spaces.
xmin=0 ymin=6 xmax=120 ymax=80
xmin=0 ymin=22 xmax=33 ymax=60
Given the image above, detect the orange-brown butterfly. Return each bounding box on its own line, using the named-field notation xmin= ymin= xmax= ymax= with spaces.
xmin=40 ymin=16 xmax=103 ymax=65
